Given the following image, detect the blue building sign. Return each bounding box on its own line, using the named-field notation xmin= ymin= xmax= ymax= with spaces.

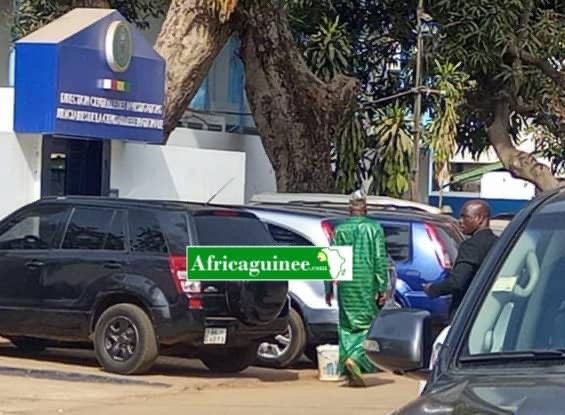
xmin=13 ymin=8 xmax=165 ymax=143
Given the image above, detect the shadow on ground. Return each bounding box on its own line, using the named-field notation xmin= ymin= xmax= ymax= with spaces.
xmin=0 ymin=343 xmax=301 ymax=383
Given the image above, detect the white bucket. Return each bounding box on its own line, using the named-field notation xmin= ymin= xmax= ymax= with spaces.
xmin=316 ymin=344 xmax=340 ymax=381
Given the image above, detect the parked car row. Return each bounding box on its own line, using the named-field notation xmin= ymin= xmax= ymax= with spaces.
xmin=0 ymin=192 xmax=463 ymax=376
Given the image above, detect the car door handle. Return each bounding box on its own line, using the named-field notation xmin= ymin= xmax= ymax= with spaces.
xmin=25 ymin=260 xmax=45 ymax=269
xmin=104 ymin=261 xmax=123 ymax=270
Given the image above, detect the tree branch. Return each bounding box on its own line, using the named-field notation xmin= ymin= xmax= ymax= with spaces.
xmin=511 ymin=95 xmax=538 ymax=116
xmin=488 ymin=100 xmax=559 ymax=191
xmin=520 ymin=50 xmax=565 ymax=88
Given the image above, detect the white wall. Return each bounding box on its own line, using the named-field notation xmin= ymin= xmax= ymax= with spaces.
xmin=0 ymin=88 xmax=42 ymax=220
xmin=480 ymin=171 xmax=535 ymax=200
xmin=0 ymin=132 xmax=42 ymax=220
xmin=0 ymin=87 xmax=13 ymax=131
xmin=110 ymin=141 xmax=247 ymax=205
xmin=168 ymin=127 xmax=276 ymax=201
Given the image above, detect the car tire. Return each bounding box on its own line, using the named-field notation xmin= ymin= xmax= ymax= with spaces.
xmin=93 ymin=303 xmax=158 ymax=375
xmin=256 ymin=308 xmax=306 ymax=368
xmin=200 ymin=344 xmax=259 ymax=373
xmin=8 ymin=336 xmax=47 ymax=353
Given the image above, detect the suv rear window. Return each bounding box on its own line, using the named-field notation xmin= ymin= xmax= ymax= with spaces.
xmin=127 ymin=209 xmax=190 ymax=255
xmin=128 ymin=209 xmax=168 ymax=254
xmin=193 ymin=213 xmax=274 ymax=245
xmin=158 ymin=211 xmax=189 ymax=254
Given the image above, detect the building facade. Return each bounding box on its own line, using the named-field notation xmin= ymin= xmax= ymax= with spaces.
xmin=0 ymin=3 xmax=276 ymax=220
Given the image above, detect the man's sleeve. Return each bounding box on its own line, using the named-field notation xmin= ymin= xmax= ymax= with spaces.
xmin=427 ymin=238 xmax=481 ymax=298
xmin=373 ymin=224 xmax=388 ymax=293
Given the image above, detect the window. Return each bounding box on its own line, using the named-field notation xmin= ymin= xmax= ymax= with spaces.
xmin=128 ymin=209 xmax=168 ymax=254
xmin=61 ymin=207 xmax=117 ymax=250
xmin=158 ymin=211 xmax=189 ymax=255
xmin=267 ymin=224 xmax=313 ymax=246
xmin=382 ymin=224 xmax=411 ymax=262
xmin=193 ymin=214 xmax=274 ymax=246
xmin=462 ymin=200 xmax=565 ymax=359
xmin=0 ymin=205 xmax=69 ymax=250
xmin=104 ymin=211 xmax=125 ymax=251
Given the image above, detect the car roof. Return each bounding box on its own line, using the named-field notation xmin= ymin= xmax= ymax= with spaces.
xmin=35 ymin=196 xmax=255 ymax=215
xmin=240 ymin=202 xmax=459 ymax=224
xmin=249 ymin=192 xmax=446 ymax=214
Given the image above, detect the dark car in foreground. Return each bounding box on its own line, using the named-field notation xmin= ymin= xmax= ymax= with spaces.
xmin=365 ymin=188 xmax=565 ymax=414
xmin=0 ymin=197 xmax=288 ymax=375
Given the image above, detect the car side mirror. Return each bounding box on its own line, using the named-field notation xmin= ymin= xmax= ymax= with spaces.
xmin=364 ymin=308 xmax=433 ymax=381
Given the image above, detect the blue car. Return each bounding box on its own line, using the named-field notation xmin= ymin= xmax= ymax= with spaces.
xmin=326 ymin=209 xmax=464 ymax=324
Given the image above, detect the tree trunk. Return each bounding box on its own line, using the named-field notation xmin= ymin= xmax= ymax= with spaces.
xmin=488 ymin=101 xmax=560 ymax=191
xmin=239 ymin=2 xmax=358 ymax=193
xmin=155 ymin=0 xmax=235 ymax=139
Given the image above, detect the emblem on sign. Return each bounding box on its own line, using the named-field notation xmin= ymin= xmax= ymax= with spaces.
xmin=105 ymin=21 xmax=132 ymax=73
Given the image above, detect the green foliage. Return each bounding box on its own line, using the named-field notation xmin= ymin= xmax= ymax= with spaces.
xmin=365 ymin=103 xmax=413 ymax=197
xmin=425 ymin=60 xmax=471 ymax=189
xmin=10 ymin=0 xmax=166 ymax=41
xmin=429 ymin=0 xmax=564 ymax=161
xmin=300 ymin=14 xmax=372 ymax=195
xmin=333 ymin=113 xmax=367 ymax=193
xmin=297 ymin=3 xmax=416 ymax=197
xmin=304 ymin=16 xmax=352 ymax=82
xmin=9 ymin=0 xmax=61 ymax=40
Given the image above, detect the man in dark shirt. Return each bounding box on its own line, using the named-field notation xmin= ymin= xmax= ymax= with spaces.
xmin=424 ymin=199 xmax=498 ymax=317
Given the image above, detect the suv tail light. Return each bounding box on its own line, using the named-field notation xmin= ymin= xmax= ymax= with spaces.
xmin=321 ymin=220 xmax=335 ymax=242
xmin=169 ymin=255 xmax=202 ymax=309
xmin=424 ymin=223 xmax=452 ymax=269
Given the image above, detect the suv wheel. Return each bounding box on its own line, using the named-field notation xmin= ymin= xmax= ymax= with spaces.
xmin=256 ymin=308 xmax=306 ymax=368
xmin=200 ymin=344 xmax=258 ymax=373
xmin=93 ymin=304 xmax=158 ymax=375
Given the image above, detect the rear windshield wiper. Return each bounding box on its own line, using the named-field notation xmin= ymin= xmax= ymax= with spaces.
xmin=460 ymin=349 xmax=565 ymax=363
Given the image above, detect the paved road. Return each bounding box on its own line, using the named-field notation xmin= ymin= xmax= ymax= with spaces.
xmin=0 ymin=342 xmax=418 ymax=414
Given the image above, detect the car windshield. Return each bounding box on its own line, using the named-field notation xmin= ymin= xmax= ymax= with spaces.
xmin=461 ymin=200 xmax=565 ymax=360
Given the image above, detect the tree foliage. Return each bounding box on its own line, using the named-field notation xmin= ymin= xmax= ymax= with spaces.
xmin=428 ymin=0 xmax=564 ymax=187
xmin=366 ymin=103 xmax=413 ymax=197
xmin=10 ymin=0 xmax=166 ymax=40
xmin=425 ymin=60 xmax=471 ymax=193
xmin=11 ymin=0 xmax=563 ymax=194
xmin=287 ymin=0 xmax=419 ymax=196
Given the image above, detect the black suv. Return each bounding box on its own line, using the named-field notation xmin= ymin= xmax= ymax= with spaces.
xmin=0 ymin=197 xmax=289 ymax=375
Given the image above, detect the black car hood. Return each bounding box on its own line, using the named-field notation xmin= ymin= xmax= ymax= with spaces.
xmin=395 ymin=374 xmax=565 ymax=415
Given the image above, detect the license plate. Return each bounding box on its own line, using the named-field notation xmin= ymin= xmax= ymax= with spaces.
xmin=204 ymin=328 xmax=227 ymax=345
